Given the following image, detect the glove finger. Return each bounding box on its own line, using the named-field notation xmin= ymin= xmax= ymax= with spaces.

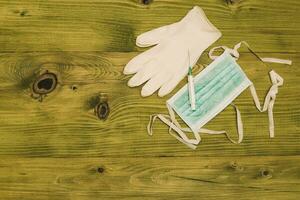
xmin=158 ymin=73 xmax=186 ymax=97
xmin=127 ymin=60 xmax=159 ymax=87
xmin=136 ymin=22 xmax=179 ymax=47
xmin=141 ymin=72 xmax=170 ymax=97
xmin=158 ymin=55 xmax=189 ymax=97
xmin=123 ymin=45 xmax=160 ymax=75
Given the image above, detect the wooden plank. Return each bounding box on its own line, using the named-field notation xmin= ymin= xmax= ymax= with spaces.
xmin=0 ymin=156 xmax=299 ymax=200
xmin=0 ymin=52 xmax=298 ymax=157
xmin=0 ymin=0 xmax=299 ymax=52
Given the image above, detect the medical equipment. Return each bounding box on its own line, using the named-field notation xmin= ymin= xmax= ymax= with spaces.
xmin=148 ymin=42 xmax=291 ymax=149
xmin=124 ymin=6 xmax=221 ymax=97
xmin=188 ymin=51 xmax=196 ymax=110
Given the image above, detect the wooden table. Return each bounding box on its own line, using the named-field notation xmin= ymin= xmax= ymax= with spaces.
xmin=0 ymin=0 xmax=299 ymax=199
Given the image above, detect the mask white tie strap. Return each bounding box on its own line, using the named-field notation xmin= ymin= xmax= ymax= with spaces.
xmin=147 ymin=114 xmax=198 ymax=149
xmin=209 ymin=41 xmax=292 ymax=65
xmin=249 ymin=70 xmax=283 ymax=138
xmin=209 ymin=41 xmax=288 ymax=138
xmin=147 ymin=103 xmax=243 ymax=149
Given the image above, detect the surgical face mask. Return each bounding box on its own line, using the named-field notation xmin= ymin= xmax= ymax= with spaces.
xmin=169 ymin=50 xmax=251 ymax=133
xmin=147 ymin=42 xmax=291 ymax=149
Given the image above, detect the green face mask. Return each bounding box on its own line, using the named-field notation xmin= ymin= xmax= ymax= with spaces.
xmin=168 ymin=50 xmax=251 ymax=134
xmin=147 ymin=42 xmax=287 ymax=149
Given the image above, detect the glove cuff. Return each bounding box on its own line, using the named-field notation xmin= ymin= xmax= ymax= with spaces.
xmin=182 ymin=6 xmax=221 ymax=35
xmin=179 ymin=6 xmax=222 ymax=65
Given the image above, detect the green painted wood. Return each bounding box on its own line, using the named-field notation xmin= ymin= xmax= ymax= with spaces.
xmin=0 ymin=0 xmax=299 ymax=199
xmin=0 ymin=156 xmax=299 ymax=200
xmin=0 ymin=0 xmax=299 ymax=52
xmin=0 ymin=52 xmax=298 ymax=157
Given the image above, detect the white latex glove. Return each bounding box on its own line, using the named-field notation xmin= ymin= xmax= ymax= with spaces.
xmin=124 ymin=6 xmax=222 ymax=97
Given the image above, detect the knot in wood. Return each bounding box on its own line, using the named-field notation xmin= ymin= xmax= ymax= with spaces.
xmin=141 ymin=0 xmax=152 ymax=5
xmin=95 ymin=93 xmax=110 ymax=120
xmin=20 ymin=10 xmax=28 ymax=17
xmin=229 ymin=161 xmax=244 ymax=171
xmin=71 ymin=85 xmax=78 ymax=91
xmin=97 ymin=167 xmax=105 ymax=174
xmin=32 ymin=72 xmax=57 ymax=95
xmin=226 ymin=0 xmax=241 ymax=4
xmin=259 ymin=168 xmax=273 ymax=179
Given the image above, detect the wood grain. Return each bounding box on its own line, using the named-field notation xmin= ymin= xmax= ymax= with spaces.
xmin=0 ymin=0 xmax=299 ymax=52
xmin=0 ymin=52 xmax=298 ymax=157
xmin=0 ymin=0 xmax=299 ymax=199
xmin=0 ymin=156 xmax=299 ymax=200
